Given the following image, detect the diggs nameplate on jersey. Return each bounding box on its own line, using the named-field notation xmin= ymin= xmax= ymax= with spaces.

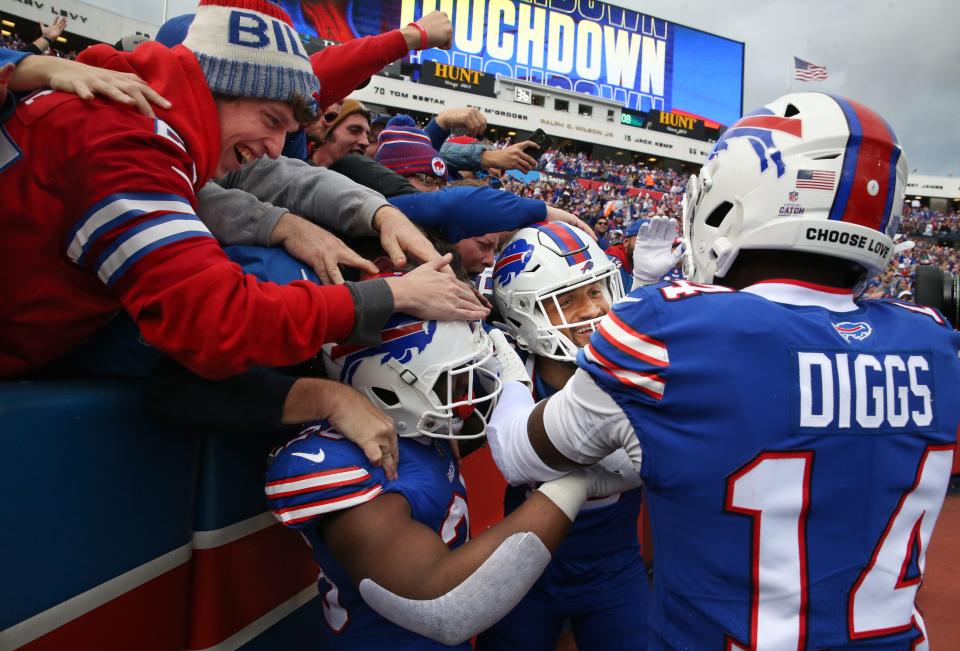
xmin=793 ymin=350 xmax=934 ymax=432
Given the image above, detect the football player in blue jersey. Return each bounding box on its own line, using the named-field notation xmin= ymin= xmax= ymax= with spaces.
xmin=478 ymin=221 xmax=651 ymax=651
xmin=485 ymin=92 xmax=960 ymax=650
xmin=265 ymin=308 xmax=642 ymax=649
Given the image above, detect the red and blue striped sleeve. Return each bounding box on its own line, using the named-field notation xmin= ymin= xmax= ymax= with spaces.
xmin=266 ymin=431 xmax=384 ymax=529
xmin=63 ymin=115 xmax=356 ymax=379
xmin=576 ymin=294 xmax=669 ymax=404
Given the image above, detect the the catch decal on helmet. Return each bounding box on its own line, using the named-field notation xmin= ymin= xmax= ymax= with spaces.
xmin=323 ymin=316 xmax=501 ymax=440
xmin=709 ymin=108 xmax=803 ymax=178
xmin=494 ymin=239 xmax=535 ymax=287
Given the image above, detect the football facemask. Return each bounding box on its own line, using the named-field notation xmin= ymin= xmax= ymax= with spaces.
xmin=493 ymin=222 xmax=624 ymax=362
xmin=324 ymin=317 xmax=501 ymax=440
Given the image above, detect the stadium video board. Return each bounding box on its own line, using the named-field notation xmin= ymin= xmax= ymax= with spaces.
xmin=279 ymin=0 xmax=744 ymax=128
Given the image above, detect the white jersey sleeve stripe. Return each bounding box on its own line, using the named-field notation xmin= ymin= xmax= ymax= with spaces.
xmin=67 ymin=193 xmax=195 ymax=262
xmin=598 ymin=315 xmax=669 ymax=367
xmin=273 ymin=485 xmax=384 ymax=526
xmin=584 ymin=343 xmax=665 ymax=400
xmin=265 ymin=467 xmax=370 ymax=498
xmin=95 ymin=217 xmax=212 ymax=285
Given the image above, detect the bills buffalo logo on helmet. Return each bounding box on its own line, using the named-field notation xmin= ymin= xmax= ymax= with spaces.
xmin=330 ymin=316 xmax=439 ymax=383
xmin=431 ymin=156 xmax=447 ymax=177
xmin=494 ymin=239 xmax=536 ymax=287
xmin=832 ymin=321 xmax=873 ymax=342
xmin=710 ymin=108 xmax=802 ymax=178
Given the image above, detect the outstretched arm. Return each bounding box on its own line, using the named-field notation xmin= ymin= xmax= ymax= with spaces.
xmin=9 ymin=53 xmax=170 ymax=116
xmin=321 ymin=459 xmax=638 ymax=645
xmin=487 ymin=371 xmax=639 ymax=485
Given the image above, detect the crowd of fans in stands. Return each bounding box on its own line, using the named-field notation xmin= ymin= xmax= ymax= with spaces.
xmin=3 ymin=12 xmax=957 ymax=310
xmin=494 ymin=139 xmax=960 ymax=300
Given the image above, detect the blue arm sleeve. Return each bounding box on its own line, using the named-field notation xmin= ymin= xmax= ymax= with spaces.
xmin=1 ymin=48 xmax=31 ymax=67
xmin=388 ymin=186 xmax=547 ymax=242
xmin=424 ymin=117 xmax=449 ymax=152
xmin=439 ymin=141 xmax=485 ymax=172
xmin=280 ymin=128 xmax=308 ymax=161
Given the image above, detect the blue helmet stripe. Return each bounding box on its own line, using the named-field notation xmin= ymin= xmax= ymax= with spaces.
xmin=827 ymin=94 xmax=862 ymax=222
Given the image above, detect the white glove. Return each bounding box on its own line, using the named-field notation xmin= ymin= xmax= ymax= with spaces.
xmin=586 ymin=448 xmax=643 ymax=497
xmin=487 ymin=328 xmax=532 ymax=389
xmin=632 ymin=217 xmax=683 ymax=287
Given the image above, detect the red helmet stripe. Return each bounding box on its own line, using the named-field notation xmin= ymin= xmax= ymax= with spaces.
xmin=827 ymin=96 xmax=900 ymax=232
xmin=735 ymin=115 xmax=803 ymax=137
xmin=538 ymin=222 xmax=589 ymax=265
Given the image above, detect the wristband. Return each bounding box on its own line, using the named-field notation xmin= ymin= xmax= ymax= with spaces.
xmin=537 ymin=473 xmax=587 ymax=522
xmin=407 ymin=22 xmax=428 ymax=50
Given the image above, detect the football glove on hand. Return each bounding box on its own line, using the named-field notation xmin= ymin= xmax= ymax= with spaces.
xmin=486 ymin=328 xmax=532 ymax=389
xmin=632 ymin=216 xmax=683 ymax=287
xmin=586 ymin=448 xmax=643 ymax=498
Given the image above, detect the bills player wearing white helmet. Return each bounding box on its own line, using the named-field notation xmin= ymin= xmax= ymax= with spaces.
xmin=478 ymin=221 xmax=651 ymax=651
xmin=485 ymin=93 xmax=960 ymax=649
xmin=265 ymin=310 xmax=640 ymax=649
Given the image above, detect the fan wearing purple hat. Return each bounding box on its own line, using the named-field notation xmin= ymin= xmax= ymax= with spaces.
xmin=376 ymin=114 xmax=451 ymax=192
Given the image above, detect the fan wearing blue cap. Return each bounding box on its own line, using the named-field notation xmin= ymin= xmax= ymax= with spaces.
xmin=604 ymin=218 xmax=646 ymax=289
xmin=605 ymin=217 xmax=684 ymax=291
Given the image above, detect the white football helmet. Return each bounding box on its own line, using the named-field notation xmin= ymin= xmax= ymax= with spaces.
xmin=323 ymin=315 xmax=501 ymax=440
xmin=492 ymin=222 xmax=624 ymax=362
xmin=683 ymin=92 xmax=908 ymax=283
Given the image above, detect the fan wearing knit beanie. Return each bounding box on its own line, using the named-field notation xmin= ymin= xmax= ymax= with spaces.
xmin=375 ymin=114 xmax=449 ymax=192
xmin=179 ymin=0 xmax=321 ymax=175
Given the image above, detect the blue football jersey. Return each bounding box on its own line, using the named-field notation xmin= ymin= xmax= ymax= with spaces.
xmin=266 ymin=424 xmax=470 ymax=650
xmin=578 ymin=279 xmax=960 ymax=650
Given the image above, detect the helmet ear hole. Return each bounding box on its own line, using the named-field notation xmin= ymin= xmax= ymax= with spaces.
xmin=706 ymin=201 xmax=734 ymax=228
xmin=784 ymin=103 xmax=800 ymax=117
xmin=371 ymin=387 xmax=400 ymax=407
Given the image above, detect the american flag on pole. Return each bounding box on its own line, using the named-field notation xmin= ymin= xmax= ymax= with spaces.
xmin=794 ymin=57 xmax=828 ymax=81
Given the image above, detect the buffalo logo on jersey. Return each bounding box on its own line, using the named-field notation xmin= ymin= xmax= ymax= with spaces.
xmin=709 ymin=108 xmax=802 ymax=178
xmin=494 ymin=239 xmax=536 ymax=287
xmin=832 ymin=321 xmax=873 ymax=342
xmin=329 ymin=316 xmax=438 ymax=384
